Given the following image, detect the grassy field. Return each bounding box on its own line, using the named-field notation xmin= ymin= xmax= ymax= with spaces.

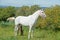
xmin=0 ymin=22 xmax=60 ymax=40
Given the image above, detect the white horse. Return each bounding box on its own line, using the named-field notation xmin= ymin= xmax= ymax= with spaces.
xmin=14 ymin=10 xmax=46 ymax=40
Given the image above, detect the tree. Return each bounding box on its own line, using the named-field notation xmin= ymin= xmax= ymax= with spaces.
xmin=16 ymin=5 xmax=41 ymax=16
xmin=30 ymin=5 xmax=41 ymax=14
xmin=16 ymin=6 xmax=30 ymax=16
xmin=44 ymin=5 xmax=60 ymax=29
xmin=0 ymin=6 xmax=16 ymax=21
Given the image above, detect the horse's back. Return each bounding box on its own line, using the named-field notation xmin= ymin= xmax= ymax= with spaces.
xmin=15 ymin=16 xmax=28 ymax=20
xmin=15 ymin=16 xmax=30 ymax=25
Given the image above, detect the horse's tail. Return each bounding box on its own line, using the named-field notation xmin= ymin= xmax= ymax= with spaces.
xmin=7 ymin=17 xmax=16 ymax=21
xmin=13 ymin=17 xmax=15 ymax=21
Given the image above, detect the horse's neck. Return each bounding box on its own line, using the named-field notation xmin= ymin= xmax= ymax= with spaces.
xmin=32 ymin=12 xmax=39 ymax=21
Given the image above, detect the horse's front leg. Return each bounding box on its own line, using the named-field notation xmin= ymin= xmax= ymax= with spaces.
xmin=14 ymin=25 xmax=18 ymax=36
xmin=28 ymin=25 xmax=32 ymax=40
xmin=31 ymin=27 xmax=34 ymax=38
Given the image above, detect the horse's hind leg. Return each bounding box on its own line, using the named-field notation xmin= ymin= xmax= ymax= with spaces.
xmin=14 ymin=25 xmax=18 ymax=36
xmin=18 ymin=24 xmax=23 ymax=35
xmin=20 ymin=25 xmax=23 ymax=35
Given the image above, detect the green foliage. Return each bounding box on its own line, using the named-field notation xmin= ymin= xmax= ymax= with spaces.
xmin=0 ymin=6 xmax=16 ymax=21
xmin=0 ymin=5 xmax=60 ymax=29
xmin=30 ymin=5 xmax=41 ymax=14
xmin=44 ymin=5 xmax=60 ymax=29
xmin=16 ymin=6 xmax=30 ymax=16
xmin=0 ymin=21 xmax=14 ymax=28
xmin=16 ymin=5 xmax=41 ymax=16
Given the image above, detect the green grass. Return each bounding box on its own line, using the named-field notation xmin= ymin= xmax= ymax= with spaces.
xmin=0 ymin=22 xmax=60 ymax=40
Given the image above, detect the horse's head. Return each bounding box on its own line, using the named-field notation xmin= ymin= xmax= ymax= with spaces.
xmin=37 ymin=9 xmax=46 ymax=19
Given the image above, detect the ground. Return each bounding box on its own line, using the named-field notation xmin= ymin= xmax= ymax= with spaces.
xmin=0 ymin=22 xmax=60 ymax=40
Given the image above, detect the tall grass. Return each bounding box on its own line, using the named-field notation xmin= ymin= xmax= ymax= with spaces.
xmin=0 ymin=22 xmax=60 ymax=40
